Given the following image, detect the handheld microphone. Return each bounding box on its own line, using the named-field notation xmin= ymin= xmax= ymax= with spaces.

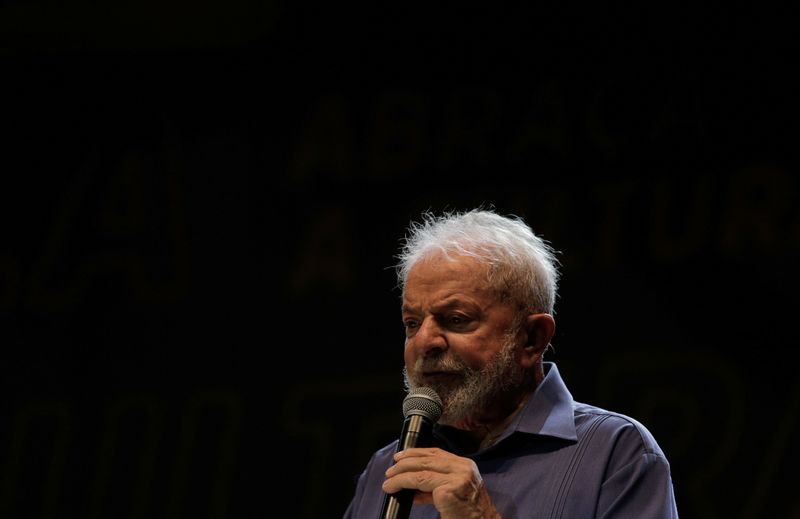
xmin=379 ymin=387 xmax=443 ymax=519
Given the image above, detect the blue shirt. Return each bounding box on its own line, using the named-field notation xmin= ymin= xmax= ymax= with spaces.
xmin=343 ymin=362 xmax=678 ymax=518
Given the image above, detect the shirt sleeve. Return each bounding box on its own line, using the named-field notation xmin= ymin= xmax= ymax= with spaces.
xmin=596 ymin=425 xmax=679 ymax=519
xmin=342 ymin=467 xmax=367 ymax=519
xmin=342 ymin=444 xmax=396 ymax=519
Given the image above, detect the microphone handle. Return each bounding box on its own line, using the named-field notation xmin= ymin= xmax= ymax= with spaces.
xmin=379 ymin=414 xmax=431 ymax=519
xmin=381 ymin=489 xmax=414 ymax=519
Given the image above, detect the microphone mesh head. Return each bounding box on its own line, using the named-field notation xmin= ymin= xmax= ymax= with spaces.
xmin=402 ymin=387 xmax=443 ymax=422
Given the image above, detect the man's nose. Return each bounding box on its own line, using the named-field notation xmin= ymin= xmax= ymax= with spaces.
xmin=412 ymin=317 xmax=448 ymax=357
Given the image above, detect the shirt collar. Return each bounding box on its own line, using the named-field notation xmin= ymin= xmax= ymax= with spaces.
xmin=510 ymin=362 xmax=578 ymax=442
xmin=433 ymin=362 xmax=578 ymax=453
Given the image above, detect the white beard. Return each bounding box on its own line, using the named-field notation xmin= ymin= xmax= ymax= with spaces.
xmin=403 ymin=333 xmax=524 ymax=426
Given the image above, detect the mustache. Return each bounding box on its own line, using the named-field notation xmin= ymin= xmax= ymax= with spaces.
xmin=414 ymin=354 xmax=470 ymax=373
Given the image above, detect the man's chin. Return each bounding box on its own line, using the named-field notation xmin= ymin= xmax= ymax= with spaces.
xmin=422 ymin=383 xmax=462 ymax=409
xmin=415 ymin=372 xmax=464 ymax=393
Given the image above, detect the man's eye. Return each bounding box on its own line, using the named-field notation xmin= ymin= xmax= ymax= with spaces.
xmin=448 ymin=315 xmax=467 ymax=325
xmin=404 ymin=320 xmax=419 ymax=329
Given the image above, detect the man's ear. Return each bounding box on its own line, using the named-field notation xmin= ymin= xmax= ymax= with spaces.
xmin=520 ymin=313 xmax=555 ymax=368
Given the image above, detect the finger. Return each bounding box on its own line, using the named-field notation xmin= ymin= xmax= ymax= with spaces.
xmin=387 ymin=451 xmax=474 ymax=478
xmin=393 ymin=447 xmax=448 ymax=460
xmin=382 ymin=468 xmax=453 ymax=494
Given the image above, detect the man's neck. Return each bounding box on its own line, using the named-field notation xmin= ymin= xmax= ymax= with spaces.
xmin=444 ymin=390 xmax=533 ymax=453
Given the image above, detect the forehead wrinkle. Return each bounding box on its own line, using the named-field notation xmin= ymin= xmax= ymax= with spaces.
xmin=403 ymin=296 xmax=465 ymax=314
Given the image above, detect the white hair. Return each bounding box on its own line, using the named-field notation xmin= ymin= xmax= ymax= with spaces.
xmin=395 ymin=208 xmax=561 ymax=314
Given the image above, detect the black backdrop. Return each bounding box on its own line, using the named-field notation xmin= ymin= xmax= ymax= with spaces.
xmin=2 ymin=3 xmax=799 ymax=518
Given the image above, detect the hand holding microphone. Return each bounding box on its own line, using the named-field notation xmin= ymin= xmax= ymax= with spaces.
xmin=379 ymin=387 xmax=442 ymax=519
xmin=379 ymin=387 xmax=500 ymax=519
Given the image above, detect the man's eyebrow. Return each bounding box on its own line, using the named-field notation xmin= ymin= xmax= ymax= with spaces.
xmin=434 ymin=300 xmax=466 ymax=312
xmin=402 ymin=299 xmax=466 ymax=314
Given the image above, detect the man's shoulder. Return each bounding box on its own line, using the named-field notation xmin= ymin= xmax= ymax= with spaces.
xmin=572 ymin=401 xmax=666 ymax=457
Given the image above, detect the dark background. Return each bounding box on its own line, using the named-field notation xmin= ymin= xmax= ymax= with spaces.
xmin=2 ymin=3 xmax=798 ymax=518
